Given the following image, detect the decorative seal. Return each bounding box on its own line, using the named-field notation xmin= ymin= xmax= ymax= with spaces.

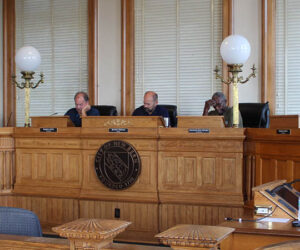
xmin=95 ymin=140 xmax=141 ymax=190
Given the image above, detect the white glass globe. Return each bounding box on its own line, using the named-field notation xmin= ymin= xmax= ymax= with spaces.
xmin=220 ymin=35 xmax=251 ymax=64
xmin=15 ymin=46 xmax=41 ymax=71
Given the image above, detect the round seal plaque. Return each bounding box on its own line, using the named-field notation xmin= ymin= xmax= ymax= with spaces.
xmin=94 ymin=140 xmax=141 ymax=190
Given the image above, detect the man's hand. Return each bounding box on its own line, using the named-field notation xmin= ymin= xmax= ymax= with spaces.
xmin=81 ymin=104 xmax=91 ymax=117
xmin=202 ymin=99 xmax=216 ymax=116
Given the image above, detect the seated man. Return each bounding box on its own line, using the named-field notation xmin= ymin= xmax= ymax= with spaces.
xmin=132 ymin=91 xmax=169 ymax=118
xmin=65 ymin=91 xmax=100 ymax=127
xmin=202 ymin=92 xmax=243 ymax=127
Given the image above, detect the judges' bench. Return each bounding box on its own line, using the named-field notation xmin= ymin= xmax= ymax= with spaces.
xmin=0 ymin=116 xmax=245 ymax=243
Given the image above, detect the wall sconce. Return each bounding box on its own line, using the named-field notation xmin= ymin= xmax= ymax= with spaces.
xmin=214 ymin=35 xmax=256 ymax=128
xmin=12 ymin=46 xmax=44 ymax=127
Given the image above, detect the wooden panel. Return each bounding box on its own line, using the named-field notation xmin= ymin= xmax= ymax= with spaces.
xmin=0 ymin=130 xmax=15 ymax=192
xmin=158 ymin=151 xmax=243 ymax=206
xmin=270 ymin=115 xmax=300 ymax=128
xmin=79 ymin=200 xmax=159 ymax=243
xmin=177 ymin=116 xmax=225 ymax=128
xmin=202 ymin=157 xmax=215 ymax=186
xmin=159 ymin=204 xmax=244 ymax=232
xmin=14 ymin=149 xmax=82 ymax=197
xmin=31 ymin=116 xmax=74 ymax=128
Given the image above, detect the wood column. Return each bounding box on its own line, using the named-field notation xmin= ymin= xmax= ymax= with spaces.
xmin=121 ymin=0 xmax=135 ymax=116
xmin=88 ymin=0 xmax=98 ymax=105
xmin=3 ymin=0 xmax=16 ymax=127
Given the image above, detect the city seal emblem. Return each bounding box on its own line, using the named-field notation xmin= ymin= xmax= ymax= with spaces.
xmin=94 ymin=140 xmax=141 ymax=190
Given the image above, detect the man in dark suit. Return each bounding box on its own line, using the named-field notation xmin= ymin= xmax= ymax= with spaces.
xmin=65 ymin=91 xmax=100 ymax=127
xmin=132 ymin=91 xmax=169 ymax=118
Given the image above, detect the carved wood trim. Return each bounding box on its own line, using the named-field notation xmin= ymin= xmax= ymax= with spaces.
xmin=3 ymin=0 xmax=16 ymax=127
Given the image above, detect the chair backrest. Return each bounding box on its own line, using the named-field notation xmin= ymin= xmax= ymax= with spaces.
xmin=0 ymin=206 xmax=42 ymax=237
xmin=159 ymin=104 xmax=178 ymax=127
xmin=92 ymin=105 xmax=118 ymax=116
xmin=239 ymin=102 xmax=270 ymax=128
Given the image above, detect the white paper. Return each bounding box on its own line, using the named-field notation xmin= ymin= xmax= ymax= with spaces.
xmin=260 ymin=217 xmax=290 ymax=223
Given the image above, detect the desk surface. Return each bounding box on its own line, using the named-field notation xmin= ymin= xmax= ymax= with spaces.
xmin=220 ymin=220 xmax=300 ymax=237
xmin=219 ymin=217 xmax=300 ymax=250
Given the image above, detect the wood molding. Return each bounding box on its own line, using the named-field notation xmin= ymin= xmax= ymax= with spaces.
xmin=3 ymin=0 xmax=16 ymax=127
xmin=121 ymin=0 xmax=135 ymax=116
xmin=88 ymin=0 xmax=98 ymax=105
xmin=262 ymin=0 xmax=275 ymax=114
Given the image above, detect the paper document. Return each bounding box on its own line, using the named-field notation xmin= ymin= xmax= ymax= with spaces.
xmin=260 ymin=217 xmax=290 ymax=223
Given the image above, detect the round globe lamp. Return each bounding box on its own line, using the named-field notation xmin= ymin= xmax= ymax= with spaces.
xmin=12 ymin=46 xmax=44 ymax=127
xmin=214 ymin=35 xmax=256 ymax=128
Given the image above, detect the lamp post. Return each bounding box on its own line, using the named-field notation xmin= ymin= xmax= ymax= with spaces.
xmin=214 ymin=35 xmax=256 ymax=128
xmin=12 ymin=46 xmax=44 ymax=127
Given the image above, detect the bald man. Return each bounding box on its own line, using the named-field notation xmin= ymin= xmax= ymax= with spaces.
xmin=65 ymin=91 xmax=100 ymax=127
xmin=132 ymin=91 xmax=169 ymax=118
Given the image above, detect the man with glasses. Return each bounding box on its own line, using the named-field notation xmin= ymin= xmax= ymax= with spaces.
xmin=202 ymin=92 xmax=243 ymax=128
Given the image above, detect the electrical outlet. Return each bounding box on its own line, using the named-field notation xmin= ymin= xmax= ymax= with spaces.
xmin=254 ymin=205 xmax=272 ymax=215
xmin=115 ymin=208 xmax=120 ymax=218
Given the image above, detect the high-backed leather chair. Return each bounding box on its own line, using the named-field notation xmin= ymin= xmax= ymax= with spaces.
xmin=239 ymin=102 xmax=270 ymax=128
xmin=92 ymin=105 xmax=118 ymax=116
xmin=160 ymin=104 xmax=178 ymax=127
xmin=0 ymin=207 xmax=42 ymax=237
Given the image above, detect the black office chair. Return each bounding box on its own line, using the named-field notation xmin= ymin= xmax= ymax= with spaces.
xmin=239 ymin=102 xmax=270 ymax=128
xmin=159 ymin=104 xmax=178 ymax=127
xmin=92 ymin=105 xmax=118 ymax=116
xmin=0 ymin=206 xmax=43 ymax=237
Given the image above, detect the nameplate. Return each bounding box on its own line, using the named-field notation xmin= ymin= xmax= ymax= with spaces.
xmin=40 ymin=128 xmax=57 ymax=132
xmin=276 ymin=129 xmax=291 ymax=135
xmin=188 ymin=128 xmax=210 ymax=134
xmin=109 ymin=128 xmax=128 ymax=133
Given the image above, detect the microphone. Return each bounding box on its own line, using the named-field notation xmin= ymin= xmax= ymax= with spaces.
xmin=49 ymin=112 xmax=58 ymax=116
xmin=6 ymin=112 xmax=12 ymax=127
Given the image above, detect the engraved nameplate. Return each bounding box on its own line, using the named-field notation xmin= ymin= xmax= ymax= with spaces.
xmin=277 ymin=129 xmax=291 ymax=135
xmin=109 ymin=128 xmax=128 ymax=133
xmin=40 ymin=128 xmax=58 ymax=132
xmin=188 ymin=128 xmax=210 ymax=133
